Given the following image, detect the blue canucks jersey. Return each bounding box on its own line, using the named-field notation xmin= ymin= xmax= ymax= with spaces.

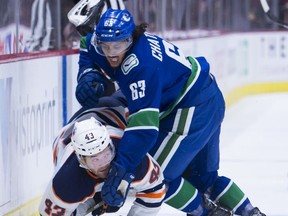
xmin=78 ymin=32 xmax=211 ymax=172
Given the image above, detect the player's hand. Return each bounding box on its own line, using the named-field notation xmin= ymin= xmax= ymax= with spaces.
xmin=89 ymin=192 xmax=120 ymax=215
xmin=91 ymin=203 xmax=120 ymax=216
xmin=101 ymin=162 xmax=135 ymax=207
xmin=75 ymin=70 xmax=108 ymax=108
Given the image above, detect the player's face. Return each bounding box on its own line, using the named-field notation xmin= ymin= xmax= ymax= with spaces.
xmin=92 ymin=33 xmax=133 ymax=68
xmin=84 ymin=145 xmax=115 ymax=178
xmin=100 ymin=41 xmax=128 ymax=67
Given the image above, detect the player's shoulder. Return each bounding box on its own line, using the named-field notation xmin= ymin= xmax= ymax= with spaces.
xmin=132 ymin=154 xmax=161 ymax=182
xmin=80 ymin=33 xmax=99 ymax=54
xmin=132 ymin=33 xmax=162 ymax=58
xmin=123 ymin=33 xmax=168 ymax=73
xmin=119 ymin=36 xmax=158 ymax=78
xmin=53 ymin=153 xmax=103 ymax=203
xmin=131 ymin=33 xmax=162 ymax=59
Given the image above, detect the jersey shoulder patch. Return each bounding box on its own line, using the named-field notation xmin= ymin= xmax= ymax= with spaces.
xmin=121 ymin=54 xmax=139 ymax=75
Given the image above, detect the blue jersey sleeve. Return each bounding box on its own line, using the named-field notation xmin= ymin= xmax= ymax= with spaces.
xmin=78 ymin=34 xmax=100 ymax=81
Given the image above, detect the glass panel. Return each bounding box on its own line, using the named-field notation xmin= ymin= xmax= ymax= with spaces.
xmin=0 ymin=0 xmax=17 ymax=54
xmin=0 ymin=0 xmax=286 ymax=56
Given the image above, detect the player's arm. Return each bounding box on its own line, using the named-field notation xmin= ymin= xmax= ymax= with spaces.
xmin=115 ymin=65 xmax=162 ymax=172
xmin=77 ymin=35 xmax=114 ymax=108
xmin=101 ymin=67 xmax=161 ymax=207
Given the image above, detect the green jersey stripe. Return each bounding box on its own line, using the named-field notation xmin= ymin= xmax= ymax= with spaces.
xmin=125 ymin=126 xmax=159 ymax=131
xmin=160 ymin=56 xmax=201 ymax=120
xmin=157 ymin=133 xmax=180 ymax=166
xmin=127 ymin=109 xmax=159 ymax=128
xmin=165 ymin=178 xmax=198 ymax=209
xmin=156 ymin=108 xmax=193 ymax=168
xmin=217 ymin=181 xmax=246 ymax=210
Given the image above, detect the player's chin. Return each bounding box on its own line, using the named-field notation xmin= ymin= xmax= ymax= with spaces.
xmin=107 ymin=57 xmax=121 ymax=68
xmin=97 ymin=166 xmax=110 ymax=178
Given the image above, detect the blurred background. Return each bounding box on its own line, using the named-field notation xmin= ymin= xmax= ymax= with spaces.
xmin=0 ymin=0 xmax=288 ymax=54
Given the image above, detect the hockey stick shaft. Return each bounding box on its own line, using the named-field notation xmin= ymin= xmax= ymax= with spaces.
xmin=86 ymin=201 xmax=105 ymax=215
xmin=260 ymin=0 xmax=288 ymax=29
xmin=260 ymin=0 xmax=269 ymax=12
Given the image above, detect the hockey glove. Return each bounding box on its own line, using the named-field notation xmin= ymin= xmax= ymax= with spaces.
xmin=101 ymin=162 xmax=135 ymax=207
xmin=91 ymin=203 xmax=120 ymax=216
xmin=75 ymin=70 xmax=108 ymax=108
xmin=84 ymin=192 xmax=120 ymax=216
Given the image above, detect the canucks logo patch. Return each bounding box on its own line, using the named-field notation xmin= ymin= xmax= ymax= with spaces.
xmin=121 ymin=54 xmax=139 ymax=75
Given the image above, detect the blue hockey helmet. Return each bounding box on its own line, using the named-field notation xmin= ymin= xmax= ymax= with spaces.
xmin=95 ymin=9 xmax=135 ymax=42
xmin=92 ymin=9 xmax=135 ymax=56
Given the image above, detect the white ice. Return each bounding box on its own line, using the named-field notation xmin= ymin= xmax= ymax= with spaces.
xmin=107 ymin=93 xmax=288 ymax=216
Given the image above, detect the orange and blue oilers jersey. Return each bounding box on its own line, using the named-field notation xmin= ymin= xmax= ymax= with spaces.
xmin=40 ymin=106 xmax=166 ymax=216
xmin=40 ymin=145 xmax=166 ymax=216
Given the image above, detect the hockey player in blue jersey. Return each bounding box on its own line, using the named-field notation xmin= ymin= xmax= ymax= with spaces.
xmin=75 ymin=8 xmax=266 ymax=216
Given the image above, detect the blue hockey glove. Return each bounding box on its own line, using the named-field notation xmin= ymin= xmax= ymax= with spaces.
xmin=101 ymin=162 xmax=135 ymax=207
xmin=75 ymin=70 xmax=108 ymax=108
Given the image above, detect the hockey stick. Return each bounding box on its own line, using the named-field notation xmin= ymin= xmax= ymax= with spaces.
xmin=260 ymin=0 xmax=288 ymax=29
xmin=86 ymin=200 xmax=104 ymax=215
